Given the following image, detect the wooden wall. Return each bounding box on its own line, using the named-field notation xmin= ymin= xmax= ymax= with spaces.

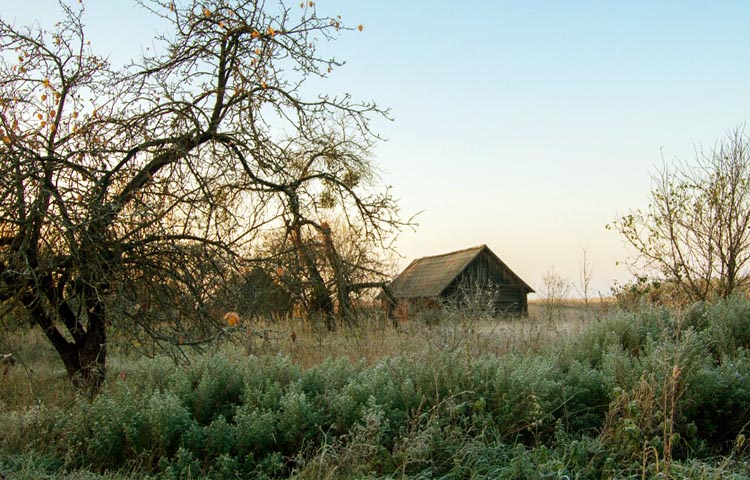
xmin=443 ymin=250 xmax=529 ymax=316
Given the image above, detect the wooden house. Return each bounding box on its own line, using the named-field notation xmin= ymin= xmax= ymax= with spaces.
xmin=381 ymin=245 xmax=534 ymax=320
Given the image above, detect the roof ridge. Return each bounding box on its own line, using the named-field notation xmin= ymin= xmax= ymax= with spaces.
xmin=414 ymin=244 xmax=487 ymax=262
xmin=386 ymin=244 xmax=534 ymax=300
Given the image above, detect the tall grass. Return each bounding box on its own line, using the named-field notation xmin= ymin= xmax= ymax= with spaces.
xmin=1 ymin=302 xmax=594 ymax=412
xmin=2 ymin=297 xmax=750 ymax=478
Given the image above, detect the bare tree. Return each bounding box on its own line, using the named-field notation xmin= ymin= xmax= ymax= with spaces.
xmin=611 ymin=127 xmax=750 ymax=303
xmin=0 ymin=1 xmax=402 ymax=392
xmin=576 ymin=246 xmax=594 ymax=307
xmin=253 ymin=214 xmax=395 ymax=329
xmin=269 ymin=144 xmax=403 ymax=329
xmin=539 ymin=267 xmax=571 ymax=322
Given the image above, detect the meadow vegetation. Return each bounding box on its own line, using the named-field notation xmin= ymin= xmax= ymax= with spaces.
xmin=2 ymin=298 xmax=750 ymax=479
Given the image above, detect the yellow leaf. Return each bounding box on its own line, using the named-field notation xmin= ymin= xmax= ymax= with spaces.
xmin=266 ymin=26 xmax=275 ymax=36
xmin=40 ymin=94 xmax=47 ymax=101
xmin=203 ymin=7 xmax=211 ymax=17
xmin=358 ymin=24 xmax=364 ymax=32
xmin=43 ymin=78 xmax=50 ymax=88
xmin=2 ymin=136 xmax=10 ymax=145
xmin=308 ymin=1 xmax=314 ymax=6
xmin=251 ymin=30 xmax=260 ymax=39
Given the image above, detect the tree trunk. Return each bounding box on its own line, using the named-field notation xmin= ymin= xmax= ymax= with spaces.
xmin=320 ymin=224 xmax=352 ymax=324
xmin=28 ymin=294 xmax=107 ymax=396
xmin=288 ymin=223 xmax=335 ymax=331
xmin=58 ymin=330 xmax=107 ymax=396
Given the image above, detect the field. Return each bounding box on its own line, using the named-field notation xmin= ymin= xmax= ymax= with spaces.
xmin=0 ymin=302 xmax=597 ymax=411
xmin=2 ymin=299 xmax=750 ymax=479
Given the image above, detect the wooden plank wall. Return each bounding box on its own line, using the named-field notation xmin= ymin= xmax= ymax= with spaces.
xmin=445 ymin=250 xmax=528 ymax=316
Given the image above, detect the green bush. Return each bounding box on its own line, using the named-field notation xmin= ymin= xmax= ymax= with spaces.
xmin=683 ymin=350 xmax=750 ymax=451
xmin=68 ymin=386 xmax=193 ymax=471
xmin=700 ymin=295 xmax=750 ymax=358
xmin=172 ymin=355 xmax=247 ymax=425
xmin=554 ymin=360 xmax=610 ymax=434
xmin=557 ymin=306 xmax=675 ymax=370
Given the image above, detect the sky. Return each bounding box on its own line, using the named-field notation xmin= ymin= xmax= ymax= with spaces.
xmin=7 ymin=1 xmax=750 ymax=297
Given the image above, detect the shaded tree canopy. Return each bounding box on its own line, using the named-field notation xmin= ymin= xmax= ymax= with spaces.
xmin=611 ymin=127 xmax=750 ymax=303
xmin=0 ymin=0 xmax=405 ymax=392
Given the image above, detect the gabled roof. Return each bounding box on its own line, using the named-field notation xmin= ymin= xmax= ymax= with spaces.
xmin=387 ymin=245 xmax=534 ymax=299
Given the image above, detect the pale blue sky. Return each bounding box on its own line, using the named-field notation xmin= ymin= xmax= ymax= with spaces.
xmin=8 ymin=1 xmax=750 ymax=295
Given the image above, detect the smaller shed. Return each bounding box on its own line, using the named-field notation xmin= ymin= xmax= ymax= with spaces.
xmin=381 ymin=245 xmax=534 ymax=319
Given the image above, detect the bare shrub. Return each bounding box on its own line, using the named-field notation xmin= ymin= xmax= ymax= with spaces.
xmin=538 ymin=267 xmax=572 ymax=323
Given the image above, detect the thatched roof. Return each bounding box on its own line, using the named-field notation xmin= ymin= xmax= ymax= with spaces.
xmin=387 ymin=245 xmax=533 ymax=299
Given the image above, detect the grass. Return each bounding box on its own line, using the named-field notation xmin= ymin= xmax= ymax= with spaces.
xmin=0 ymin=303 xmax=595 ymax=409
xmin=1 ymin=301 xmax=597 ymax=412
xmin=219 ymin=301 xmax=601 ymax=366
xmin=2 ymin=298 xmax=750 ymax=478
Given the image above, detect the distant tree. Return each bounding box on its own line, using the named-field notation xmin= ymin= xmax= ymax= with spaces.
xmin=611 ymin=127 xmax=750 ymax=302
xmin=576 ymin=246 xmax=593 ymax=307
xmin=0 ymin=1 xmax=402 ymax=392
xmin=268 ymin=148 xmax=403 ymax=329
xmin=539 ymin=267 xmax=571 ymax=322
xmin=252 ymin=215 xmax=396 ymax=329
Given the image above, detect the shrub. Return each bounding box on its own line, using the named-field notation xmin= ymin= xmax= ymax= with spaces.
xmin=700 ymin=295 xmax=750 ymax=358
xmin=172 ymin=355 xmax=247 ymax=425
xmin=69 ymin=386 xmax=193 ymax=471
xmin=554 ymin=360 xmax=610 ymax=434
xmin=558 ymin=306 xmax=674 ymax=369
xmin=682 ymin=350 xmax=750 ymax=452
